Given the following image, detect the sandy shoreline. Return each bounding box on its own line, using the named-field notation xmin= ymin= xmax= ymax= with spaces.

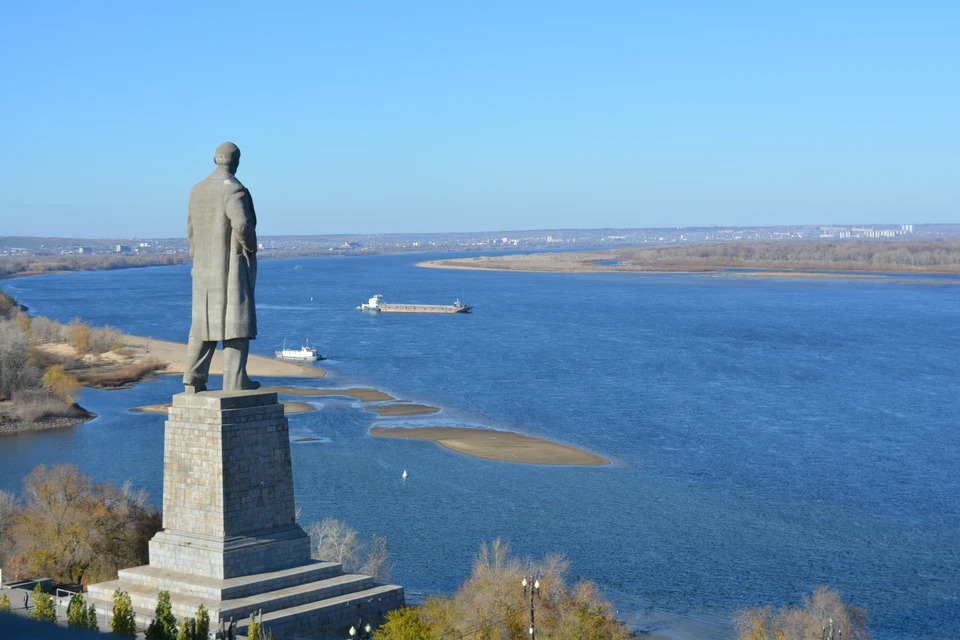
xmin=124 ymin=336 xmax=326 ymax=378
xmin=417 ymin=257 xmax=960 ymax=279
xmin=370 ymin=426 xmax=610 ymax=466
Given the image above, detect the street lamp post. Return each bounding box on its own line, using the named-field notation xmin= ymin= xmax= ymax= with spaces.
xmin=348 ymin=620 xmax=373 ymax=640
xmin=522 ymin=575 xmax=540 ymax=640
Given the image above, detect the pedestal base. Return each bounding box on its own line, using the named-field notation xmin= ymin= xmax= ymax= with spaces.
xmin=87 ymin=390 xmax=404 ymax=638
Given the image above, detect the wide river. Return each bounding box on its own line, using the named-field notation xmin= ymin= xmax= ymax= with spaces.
xmin=1 ymin=253 xmax=958 ymax=639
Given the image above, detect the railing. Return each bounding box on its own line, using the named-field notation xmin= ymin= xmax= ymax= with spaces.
xmin=55 ymin=588 xmax=78 ymax=609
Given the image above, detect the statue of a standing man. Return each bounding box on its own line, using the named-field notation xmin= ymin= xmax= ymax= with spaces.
xmin=183 ymin=141 xmax=260 ymax=392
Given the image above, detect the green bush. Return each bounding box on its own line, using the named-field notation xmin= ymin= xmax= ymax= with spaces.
xmin=374 ymin=606 xmax=436 ymax=640
xmin=30 ymin=583 xmax=56 ymax=623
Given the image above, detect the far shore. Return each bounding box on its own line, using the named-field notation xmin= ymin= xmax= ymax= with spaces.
xmin=418 ymin=259 xmax=960 ymax=279
xmin=370 ymin=426 xmax=610 ymax=466
xmin=416 ymin=241 xmax=960 ymax=277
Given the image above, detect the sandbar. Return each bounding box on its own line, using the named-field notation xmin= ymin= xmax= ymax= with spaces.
xmin=124 ymin=336 xmax=326 ymax=378
xmin=369 ymin=426 xmax=609 ymax=466
xmin=368 ymin=403 xmax=440 ymax=417
xmin=260 ymin=386 xmax=394 ymax=401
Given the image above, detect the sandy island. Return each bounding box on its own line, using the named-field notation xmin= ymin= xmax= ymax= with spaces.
xmin=261 ymin=386 xmax=393 ymax=401
xmin=127 ymin=337 xmax=326 ymax=378
xmin=369 ymin=403 xmax=440 ymax=417
xmin=370 ymin=426 xmax=609 ymax=466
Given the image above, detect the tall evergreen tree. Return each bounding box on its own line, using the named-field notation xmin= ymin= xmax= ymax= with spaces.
xmin=195 ymin=603 xmax=211 ymax=640
xmin=86 ymin=603 xmax=100 ymax=632
xmin=67 ymin=593 xmax=88 ymax=628
xmin=146 ymin=591 xmax=178 ymax=640
xmin=30 ymin=583 xmax=56 ymax=623
xmin=175 ymin=618 xmax=194 ymax=640
xmin=110 ymin=588 xmax=137 ymax=637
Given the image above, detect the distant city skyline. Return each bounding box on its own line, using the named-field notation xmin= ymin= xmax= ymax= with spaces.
xmin=1 ymin=2 xmax=957 ymax=237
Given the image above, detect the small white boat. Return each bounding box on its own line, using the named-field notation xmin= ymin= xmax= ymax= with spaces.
xmin=275 ymin=339 xmax=325 ymax=361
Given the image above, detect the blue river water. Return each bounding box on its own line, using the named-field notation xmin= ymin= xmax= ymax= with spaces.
xmin=1 ymin=253 xmax=958 ymax=639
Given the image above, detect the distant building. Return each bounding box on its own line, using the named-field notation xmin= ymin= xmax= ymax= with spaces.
xmin=115 ymin=245 xmax=131 ymax=253
xmin=77 ymin=247 xmax=93 ymax=254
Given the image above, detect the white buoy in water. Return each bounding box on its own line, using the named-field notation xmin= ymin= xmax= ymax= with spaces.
xmin=402 ymin=470 xmax=408 ymax=480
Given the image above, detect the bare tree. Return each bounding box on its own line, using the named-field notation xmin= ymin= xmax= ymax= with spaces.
xmin=308 ymin=517 xmax=361 ymax=571
xmin=306 ymin=517 xmax=393 ymax=581
xmin=0 ymin=490 xmax=20 ymax=567
xmin=359 ymin=534 xmax=394 ymax=582
xmin=0 ymin=318 xmax=40 ymax=400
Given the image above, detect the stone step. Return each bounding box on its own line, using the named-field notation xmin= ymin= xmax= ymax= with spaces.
xmin=115 ymin=560 xmax=343 ymax=600
xmin=236 ymin=584 xmax=406 ymax=640
xmin=218 ymin=574 xmax=374 ymax=621
xmin=89 ymin=572 xmax=378 ymax=626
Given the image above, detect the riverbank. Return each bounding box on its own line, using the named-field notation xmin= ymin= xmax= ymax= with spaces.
xmin=0 ymin=402 xmax=97 ymax=436
xmin=370 ymin=426 xmax=610 ymax=466
xmin=417 ymin=240 xmax=960 ymax=276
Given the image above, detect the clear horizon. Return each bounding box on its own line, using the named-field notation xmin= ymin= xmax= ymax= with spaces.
xmin=1 ymin=2 xmax=957 ymax=237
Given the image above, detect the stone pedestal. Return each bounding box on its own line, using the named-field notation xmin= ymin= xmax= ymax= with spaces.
xmin=88 ymin=391 xmax=404 ymax=639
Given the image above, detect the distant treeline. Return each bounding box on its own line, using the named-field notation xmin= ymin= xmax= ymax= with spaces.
xmin=0 ymin=248 xmax=388 ymax=280
xmin=611 ymin=239 xmax=960 ymax=272
xmin=0 ymin=254 xmax=190 ymax=279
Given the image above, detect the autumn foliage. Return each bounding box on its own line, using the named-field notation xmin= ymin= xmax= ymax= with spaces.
xmin=1 ymin=464 xmax=161 ymax=585
xmin=375 ymin=539 xmax=627 ymax=640
xmin=734 ymin=586 xmax=870 ymax=640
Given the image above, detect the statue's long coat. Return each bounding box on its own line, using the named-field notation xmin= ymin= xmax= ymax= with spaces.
xmin=187 ymin=167 xmax=258 ymax=341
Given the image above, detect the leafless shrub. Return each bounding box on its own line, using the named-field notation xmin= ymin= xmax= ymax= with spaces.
xmin=75 ymin=358 xmax=166 ymax=387
xmin=11 ymin=390 xmax=83 ymax=422
xmin=0 ymin=318 xmax=41 ymax=400
xmin=88 ymin=325 xmax=125 ymax=355
xmin=29 ymin=316 xmax=71 ymax=344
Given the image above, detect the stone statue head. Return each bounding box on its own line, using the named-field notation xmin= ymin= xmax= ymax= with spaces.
xmin=214 ymin=142 xmax=241 ymax=175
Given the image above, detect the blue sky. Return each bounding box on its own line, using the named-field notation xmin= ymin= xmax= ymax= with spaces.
xmin=0 ymin=1 xmax=957 ymax=237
